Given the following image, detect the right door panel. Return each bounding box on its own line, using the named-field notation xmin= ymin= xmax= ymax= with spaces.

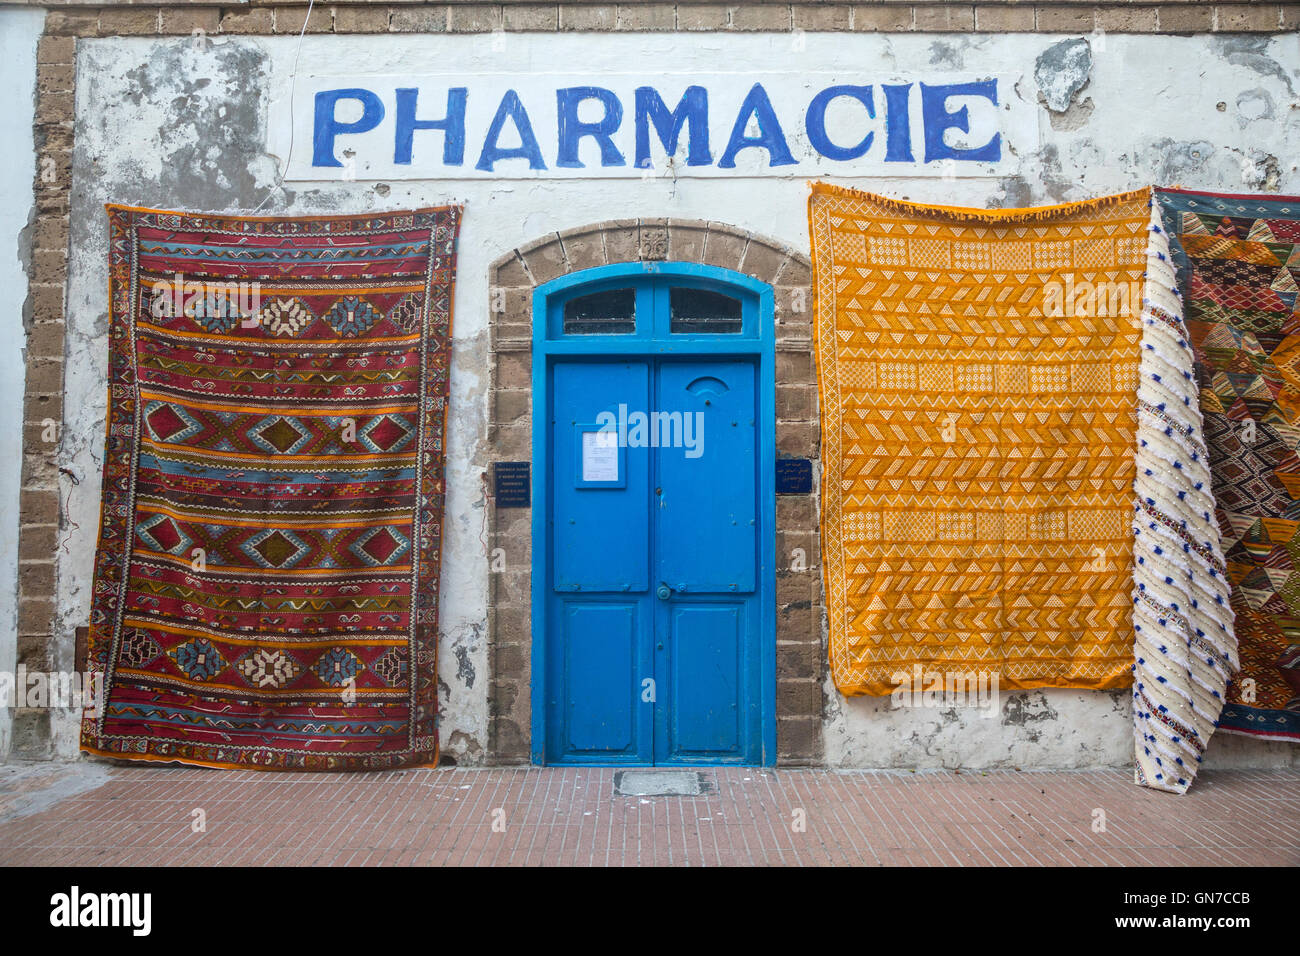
xmin=653 ymin=359 xmax=759 ymax=765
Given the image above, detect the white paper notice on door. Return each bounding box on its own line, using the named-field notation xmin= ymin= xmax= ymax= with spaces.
xmin=582 ymin=430 xmax=620 ymax=483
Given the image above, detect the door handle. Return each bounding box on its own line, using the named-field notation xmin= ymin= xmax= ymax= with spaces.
xmin=656 ymin=583 xmax=673 ymax=601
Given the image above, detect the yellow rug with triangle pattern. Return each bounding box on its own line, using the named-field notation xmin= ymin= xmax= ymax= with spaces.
xmin=808 ymin=183 xmax=1151 ymax=696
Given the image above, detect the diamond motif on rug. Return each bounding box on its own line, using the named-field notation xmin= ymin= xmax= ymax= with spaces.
xmin=258 ymin=297 xmax=315 ymax=336
xmin=323 ymin=296 xmax=383 ymax=337
xmin=135 ymin=514 xmax=193 ymax=555
xmin=241 ymin=528 xmax=311 ymax=569
xmin=249 ymin=415 xmax=312 ymax=455
xmin=372 ymin=647 xmax=408 ymax=687
xmin=387 ymin=292 xmax=422 ymax=333
xmin=315 ymin=647 xmax=362 ymax=687
xmin=168 ymin=638 xmax=227 ymax=681
xmin=348 ymin=526 xmax=410 ymax=566
xmin=119 ymin=629 xmax=163 ymax=669
xmin=359 ymin=414 xmax=415 ymax=453
xmin=187 ymin=298 xmax=240 ymax=334
xmin=236 ymin=649 xmax=304 ymax=689
xmin=143 ymin=401 xmax=203 ymax=444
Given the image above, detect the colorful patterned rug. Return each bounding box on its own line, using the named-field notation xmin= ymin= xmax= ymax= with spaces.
xmin=808 ymin=184 xmax=1152 ymax=696
xmin=1158 ymin=187 xmax=1300 ymax=743
xmin=81 ymin=204 xmax=461 ymax=770
xmin=1131 ymin=202 xmax=1236 ymax=793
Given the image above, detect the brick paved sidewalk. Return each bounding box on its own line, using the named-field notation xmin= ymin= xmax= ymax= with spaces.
xmin=0 ymin=763 xmax=1296 ymax=866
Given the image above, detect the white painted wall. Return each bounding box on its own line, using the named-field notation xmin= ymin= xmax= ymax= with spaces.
xmin=54 ymin=30 xmax=1300 ymax=768
xmin=0 ymin=8 xmax=45 ymax=760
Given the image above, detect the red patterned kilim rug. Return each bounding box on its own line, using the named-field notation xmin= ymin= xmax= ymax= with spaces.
xmin=82 ymin=204 xmax=461 ymax=770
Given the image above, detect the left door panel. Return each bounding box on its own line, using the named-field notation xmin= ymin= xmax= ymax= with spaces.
xmin=547 ymin=361 xmax=653 ymax=762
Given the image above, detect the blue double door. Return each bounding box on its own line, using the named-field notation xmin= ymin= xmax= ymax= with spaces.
xmin=545 ymin=357 xmax=761 ymax=764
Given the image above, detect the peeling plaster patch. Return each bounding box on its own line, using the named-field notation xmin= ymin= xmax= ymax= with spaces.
xmin=446 ymin=730 xmax=483 ymax=762
xmin=1214 ymin=36 xmax=1295 ymax=96
xmin=459 ymin=329 xmax=491 ymax=467
xmin=1231 ymin=148 xmax=1283 ymax=192
xmin=1142 ymin=137 xmax=1219 ymax=185
xmin=1034 ymin=37 xmax=1093 ymax=113
xmin=994 ymin=176 xmax=1034 ymax=209
xmin=1031 ymin=144 xmax=1076 ymax=203
xmin=1236 ymin=88 xmax=1275 ymax=127
xmin=453 ymin=641 xmax=477 ymax=689
xmin=437 ymin=617 xmax=485 ymax=757
xmin=1068 ymin=140 xmax=1106 ymax=179
xmin=878 ymin=36 xmax=898 ymax=72
xmin=1046 ymin=96 xmax=1094 ymax=132
xmin=286 ymin=188 xmax=347 ymax=213
xmin=114 ymin=42 xmax=273 ymax=209
xmin=1002 ymin=692 xmax=1059 ymax=729
xmin=1256 ymin=154 xmax=1282 ymax=191
xmin=927 ymin=38 xmax=969 ymax=70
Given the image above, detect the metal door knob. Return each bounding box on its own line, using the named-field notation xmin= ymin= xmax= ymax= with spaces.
xmin=656 ymin=584 xmax=672 ymax=600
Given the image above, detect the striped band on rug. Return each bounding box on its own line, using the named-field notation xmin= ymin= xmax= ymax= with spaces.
xmin=81 ymin=204 xmax=460 ymax=770
xmin=1131 ymin=201 xmax=1238 ymax=794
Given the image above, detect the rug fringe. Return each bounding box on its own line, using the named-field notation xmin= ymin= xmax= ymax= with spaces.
xmin=809 ymin=181 xmax=1153 ymax=224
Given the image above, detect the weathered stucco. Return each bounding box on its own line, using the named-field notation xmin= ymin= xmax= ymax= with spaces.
xmin=55 ymin=30 xmax=1300 ymax=769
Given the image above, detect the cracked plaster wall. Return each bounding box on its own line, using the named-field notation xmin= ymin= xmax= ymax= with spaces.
xmin=49 ymin=30 xmax=1300 ymax=769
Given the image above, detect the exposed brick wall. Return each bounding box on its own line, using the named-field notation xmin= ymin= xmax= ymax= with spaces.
xmin=485 ymin=220 xmax=824 ymax=766
xmin=29 ymin=3 xmax=1300 ymax=37
xmin=12 ymin=23 xmax=75 ymax=757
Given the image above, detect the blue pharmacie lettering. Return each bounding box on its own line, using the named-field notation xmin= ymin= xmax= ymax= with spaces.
xmin=310 ymin=79 xmax=1002 ymax=172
